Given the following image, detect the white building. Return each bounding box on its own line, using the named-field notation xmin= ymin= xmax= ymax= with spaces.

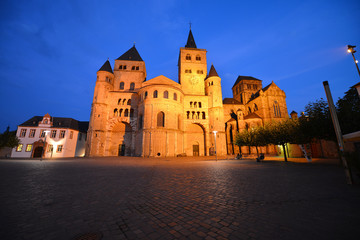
xmin=11 ymin=113 xmax=88 ymax=158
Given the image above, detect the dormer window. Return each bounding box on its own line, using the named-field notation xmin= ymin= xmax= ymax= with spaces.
xmin=186 ymin=54 xmax=191 ymax=60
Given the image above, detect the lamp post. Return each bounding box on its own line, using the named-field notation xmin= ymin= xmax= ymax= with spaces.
xmin=42 ymin=130 xmax=50 ymax=160
xmin=213 ymin=131 xmax=218 ymax=161
xmin=347 ymin=45 xmax=360 ymax=77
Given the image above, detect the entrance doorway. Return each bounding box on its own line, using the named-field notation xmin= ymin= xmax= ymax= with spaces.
xmin=118 ymin=144 xmax=125 ymax=156
xmin=193 ymin=144 xmax=199 ymax=156
xmin=33 ymin=147 xmax=43 ymax=158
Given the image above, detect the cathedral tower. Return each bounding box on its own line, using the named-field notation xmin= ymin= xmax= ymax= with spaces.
xmin=86 ymin=60 xmax=114 ymax=156
xmin=178 ymin=29 xmax=207 ymax=95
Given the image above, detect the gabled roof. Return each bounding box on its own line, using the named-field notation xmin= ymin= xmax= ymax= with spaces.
xmin=185 ymin=29 xmax=197 ymax=48
xmin=232 ymin=75 xmax=262 ymax=88
xmin=207 ymin=64 xmax=219 ymax=78
xmin=142 ymin=75 xmax=180 ymax=88
xmin=98 ymin=59 xmax=113 ymax=74
xmin=116 ymin=46 xmax=143 ymax=61
xmin=19 ymin=116 xmax=89 ymax=133
xmin=223 ymin=98 xmax=242 ymax=105
xmin=244 ymin=112 xmax=262 ymax=120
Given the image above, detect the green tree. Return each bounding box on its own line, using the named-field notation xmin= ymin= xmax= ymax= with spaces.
xmin=235 ymin=125 xmax=269 ymax=158
xmin=336 ymin=88 xmax=360 ymax=135
xmin=0 ymin=127 xmax=20 ymax=150
xmin=266 ymin=120 xmax=295 ymax=162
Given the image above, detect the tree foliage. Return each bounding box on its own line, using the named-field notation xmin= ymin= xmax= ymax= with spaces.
xmin=336 ymin=88 xmax=360 ymax=135
xmin=0 ymin=128 xmax=20 ymax=149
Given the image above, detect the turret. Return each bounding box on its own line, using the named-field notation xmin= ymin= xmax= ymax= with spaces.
xmin=178 ymin=29 xmax=207 ymax=95
xmin=205 ymin=64 xmax=223 ymax=108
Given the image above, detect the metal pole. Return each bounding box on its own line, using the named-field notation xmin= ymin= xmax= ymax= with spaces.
xmin=323 ymin=81 xmax=353 ymax=184
xmin=351 ymin=52 xmax=360 ymax=77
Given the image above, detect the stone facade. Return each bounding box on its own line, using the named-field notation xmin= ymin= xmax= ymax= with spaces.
xmin=86 ymin=30 xmax=289 ymax=157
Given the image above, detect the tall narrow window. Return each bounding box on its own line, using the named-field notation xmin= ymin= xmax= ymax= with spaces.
xmin=57 ymin=145 xmax=63 ymax=153
xmin=157 ymin=112 xmax=165 ymax=127
xmin=196 ymin=55 xmax=201 ymax=61
xmin=163 ymin=91 xmax=168 ymax=99
xmin=130 ymin=109 xmax=134 ymax=118
xmin=127 ymin=99 xmax=131 ymax=105
xmin=114 ymin=108 xmax=118 ymax=116
xmin=50 ymin=130 xmax=57 ymax=138
xmin=20 ymin=129 xmax=27 ymax=137
xmin=173 ymin=93 xmax=177 ymax=101
xmin=120 ymin=82 xmax=125 ymax=90
xmin=186 ymin=54 xmax=191 ymax=60
xmin=144 ymin=91 xmax=148 ymax=99
xmin=60 ymin=130 xmax=65 ymax=138
xmin=131 ymin=66 xmax=135 ymax=70
xmin=194 ymin=102 xmax=197 ymax=108
xmin=153 ymin=90 xmax=158 ymax=98
xmin=190 ymin=102 xmax=193 ymax=108
xmin=198 ymin=102 xmax=202 ymax=108
xmin=123 ymin=65 xmax=127 ymax=70
xmin=178 ymin=115 xmax=181 ymax=129
xmin=124 ymin=109 xmax=129 ymax=117
xmin=254 ymin=104 xmax=258 ymax=111
xmin=202 ymin=112 xmax=206 ymax=119
xmin=139 ymin=115 xmax=143 ymax=129
xmin=29 ymin=129 xmax=36 ymax=138
xmin=16 ymin=144 xmax=23 ymax=152
xmin=119 ymin=65 xmax=123 ymax=70
xmin=187 ymin=111 xmax=190 ymax=119
xmin=130 ymin=82 xmax=135 ymax=90
xmin=26 ymin=144 xmax=33 ymax=152
xmin=123 ymin=99 xmax=126 ymax=105
xmin=119 ymin=109 xmax=123 ymax=117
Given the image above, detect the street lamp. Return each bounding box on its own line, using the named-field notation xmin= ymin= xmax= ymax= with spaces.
xmin=42 ymin=130 xmax=50 ymax=160
xmin=347 ymin=45 xmax=360 ymax=77
xmin=212 ymin=131 xmax=218 ymax=161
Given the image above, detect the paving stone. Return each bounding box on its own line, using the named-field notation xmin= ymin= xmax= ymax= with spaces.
xmin=1 ymin=157 xmax=360 ymax=239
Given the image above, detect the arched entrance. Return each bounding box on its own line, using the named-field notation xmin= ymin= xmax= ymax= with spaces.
xmin=187 ymin=123 xmax=206 ymax=156
xmin=109 ymin=121 xmax=132 ymax=156
xmin=33 ymin=147 xmax=43 ymax=158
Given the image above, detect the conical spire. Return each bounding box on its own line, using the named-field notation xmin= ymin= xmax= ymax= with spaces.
xmin=98 ymin=59 xmax=113 ymax=74
xmin=185 ymin=29 xmax=197 ymax=48
xmin=208 ymin=64 xmax=219 ymax=77
xmin=117 ymin=45 xmax=143 ymax=61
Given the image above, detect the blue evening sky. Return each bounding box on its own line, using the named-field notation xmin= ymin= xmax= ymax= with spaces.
xmin=1 ymin=0 xmax=359 ymax=131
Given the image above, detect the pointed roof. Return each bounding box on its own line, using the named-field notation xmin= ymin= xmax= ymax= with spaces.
xmin=208 ymin=64 xmax=219 ymax=78
xmin=117 ymin=45 xmax=143 ymax=61
xmin=185 ymin=29 xmax=197 ymax=48
xmin=232 ymin=75 xmax=262 ymax=88
xmin=98 ymin=59 xmax=113 ymax=74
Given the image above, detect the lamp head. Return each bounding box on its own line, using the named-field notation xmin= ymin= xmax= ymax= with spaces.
xmin=347 ymin=45 xmax=356 ymax=53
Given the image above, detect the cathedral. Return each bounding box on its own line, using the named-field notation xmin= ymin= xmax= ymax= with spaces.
xmin=85 ymin=29 xmax=288 ymax=157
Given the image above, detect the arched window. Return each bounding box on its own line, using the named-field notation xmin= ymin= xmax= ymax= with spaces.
xmin=254 ymin=103 xmax=258 ymax=111
xmin=186 ymin=54 xmax=191 ymax=60
xmin=157 ymin=112 xmax=165 ymax=127
xmin=187 ymin=111 xmax=190 ymax=119
xmin=190 ymin=102 xmax=193 ymax=108
xmin=248 ymin=107 xmax=252 ymax=114
xmin=163 ymin=91 xmax=168 ymax=99
xmin=114 ymin=108 xmax=118 ymax=117
xmin=202 ymin=112 xmax=206 ymax=119
xmin=173 ymin=93 xmax=177 ymax=101
xmin=136 ymin=66 xmax=139 ymax=70
xmin=120 ymin=82 xmax=124 ymax=90
xmin=194 ymin=102 xmax=197 ymax=108
xmin=118 ymin=99 xmax=121 ymax=105
xmin=127 ymin=99 xmax=131 ymax=105
xmin=196 ymin=55 xmax=201 ymax=61
xmin=119 ymin=109 xmax=123 ymax=117
xmin=178 ymin=115 xmax=181 ymax=129
xmin=273 ymin=101 xmax=281 ymax=117
xmin=197 ymin=112 xmax=200 ymax=119
xmin=198 ymin=102 xmax=202 ymax=108
xmin=130 ymin=82 xmax=135 ymax=90
xmin=124 ymin=109 xmax=129 ymax=117
xmin=153 ymin=90 xmax=158 ymax=98
xmin=123 ymin=65 xmax=127 ymax=70
xmin=119 ymin=65 xmax=123 ymax=70
xmin=130 ymin=109 xmax=134 ymax=118
xmin=144 ymin=91 xmax=148 ymax=99
xmin=139 ymin=115 xmax=143 ymax=129
xmin=131 ymin=66 xmax=135 ymax=70
xmin=122 ymin=99 xmax=126 ymax=105
xmin=192 ymin=111 xmax=195 ymax=119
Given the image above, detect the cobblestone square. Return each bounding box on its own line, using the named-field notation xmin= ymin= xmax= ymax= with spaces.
xmin=1 ymin=157 xmax=360 ymax=239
